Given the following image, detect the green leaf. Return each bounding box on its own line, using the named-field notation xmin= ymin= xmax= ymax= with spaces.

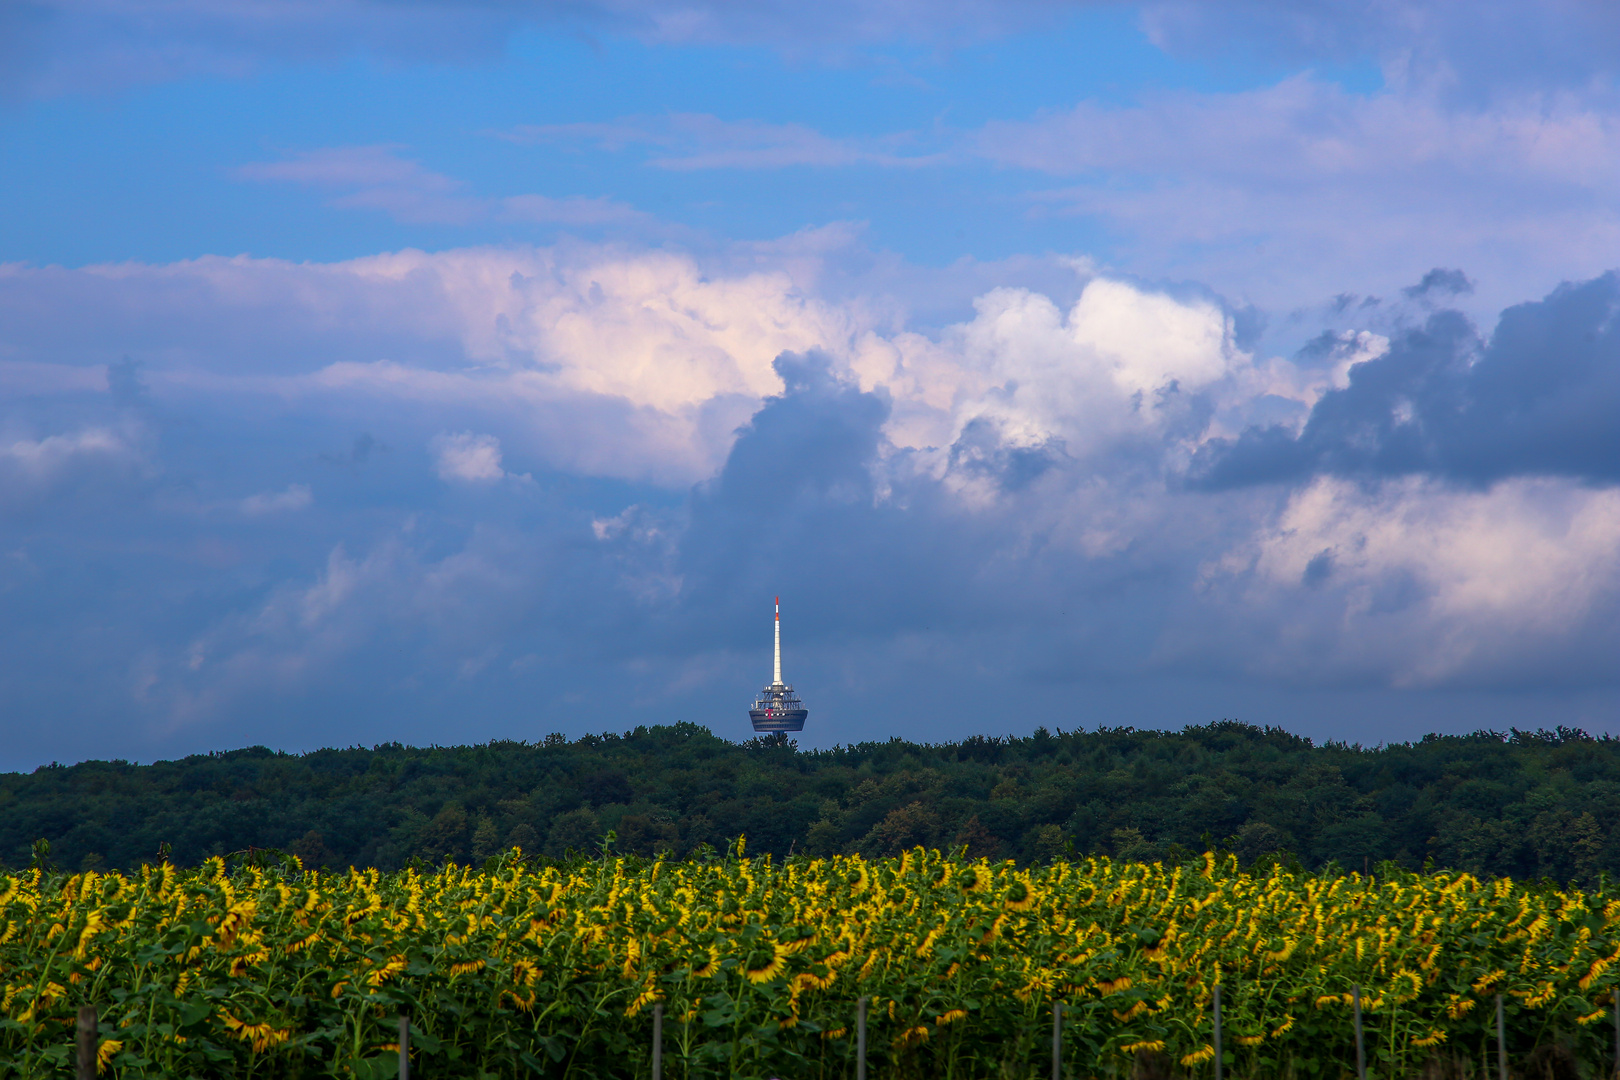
xmin=351 ymin=1052 xmax=399 ymax=1080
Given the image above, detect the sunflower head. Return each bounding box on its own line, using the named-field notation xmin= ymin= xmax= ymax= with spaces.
xmin=1181 ymin=1045 xmax=1215 ymax=1067
xmin=744 ymin=943 xmax=786 ymax=984
xmin=691 ymin=945 xmax=721 ymax=978
xmin=96 ymin=1039 xmax=124 ymax=1073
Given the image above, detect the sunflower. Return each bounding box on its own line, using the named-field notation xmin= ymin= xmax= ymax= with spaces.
xmin=1003 ymin=880 xmax=1034 ymax=911
xmin=1180 ymin=1045 xmax=1216 ymax=1066
xmin=625 ymin=982 xmax=661 ymax=1018
xmin=221 ymin=1014 xmax=292 ymax=1054
xmin=744 ymin=943 xmax=787 ymax=984
xmin=690 ymin=945 xmax=721 ymax=978
xmin=95 ymin=1039 xmax=123 ymax=1073
xmin=1113 ymin=1001 xmax=1150 ymax=1022
xmin=366 ymin=954 xmax=407 ymax=987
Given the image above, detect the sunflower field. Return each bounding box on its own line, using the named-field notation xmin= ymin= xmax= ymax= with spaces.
xmin=3 ymin=844 xmax=1618 ymax=1079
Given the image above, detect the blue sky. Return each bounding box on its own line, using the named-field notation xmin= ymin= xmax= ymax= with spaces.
xmin=2 ymin=0 xmax=1618 ymax=769
xmin=2 ymin=10 xmax=1367 ymax=271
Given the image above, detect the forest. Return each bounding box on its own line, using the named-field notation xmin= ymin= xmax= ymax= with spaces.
xmin=1 ymin=721 xmax=1615 ymax=882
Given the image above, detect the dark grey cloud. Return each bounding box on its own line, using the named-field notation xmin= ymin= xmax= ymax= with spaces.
xmin=1190 ymin=270 xmax=1620 ymax=489
xmin=1402 ymin=268 xmax=1473 ymax=300
xmin=660 ymin=351 xmax=989 ymax=652
xmin=105 ymin=357 xmax=148 ymax=407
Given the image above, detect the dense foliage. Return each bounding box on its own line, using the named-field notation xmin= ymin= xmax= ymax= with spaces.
xmin=2 ymin=723 xmax=1618 ymax=882
xmin=4 ymin=849 xmax=1619 ymax=1079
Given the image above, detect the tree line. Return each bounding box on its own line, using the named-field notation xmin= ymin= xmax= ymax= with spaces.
xmin=2 ymin=721 xmax=1615 ymax=883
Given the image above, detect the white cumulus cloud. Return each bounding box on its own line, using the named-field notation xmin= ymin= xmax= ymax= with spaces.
xmin=432 ymin=432 xmax=506 ymax=483
xmin=1183 ymin=476 xmax=1620 ymax=688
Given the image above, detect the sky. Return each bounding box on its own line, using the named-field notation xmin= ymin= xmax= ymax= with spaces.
xmin=1 ymin=0 xmax=1618 ymax=770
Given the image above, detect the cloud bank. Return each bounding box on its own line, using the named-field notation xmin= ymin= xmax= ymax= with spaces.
xmin=1 ymin=237 xmax=1616 ymax=767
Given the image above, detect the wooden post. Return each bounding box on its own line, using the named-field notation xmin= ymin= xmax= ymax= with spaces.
xmin=857 ymin=996 xmax=868 ymax=1080
xmin=76 ymin=1005 xmax=96 ymax=1080
xmin=1052 ymin=1000 xmax=1062 ymax=1080
xmin=1352 ymin=985 xmax=1365 ymax=1080
xmin=652 ymin=1002 xmax=663 ymax=1080
xmin=1497 ymin=994 xmax=1507 ymax=1080
xmin=1213 ymin=983 xmax=1223 ymax=1080
xmin=398 ymin=1014 xmax=409 ymax=1080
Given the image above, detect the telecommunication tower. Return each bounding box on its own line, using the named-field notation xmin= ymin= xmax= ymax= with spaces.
xmin=749 ymin=597 xmax=808 ymax=734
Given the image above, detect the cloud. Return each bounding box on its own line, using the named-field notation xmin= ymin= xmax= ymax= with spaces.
xmin=973 ymin=76 xmax=1620 ymax=314
xmin=235 ymin=144 xmax=448 ymax=190
xmin=1190 ymin=270 xmax=1620 ymax=488
xmin=941 ymin=279 xmax=1234 ymax=449
xmin=505 ymin=114 xmax=944 ymax=170
xmin=2 ymin=0 xmax=1077 ymax=98
xmin=10 ymin=0 xmax=1617 ymax=103
xmin=0 ymin=237 xmax=1617 ymax=765
xmin=240 ymin=484 xmax=313 ymax=515
xmin=432 ymin=432 xmax=505 ymax=483
xmin=479 ymin=70 xmax=1620 ymax=320
xmin=0 ymin=427 xmax=143 ymax=507
xmin=1402 ymin=268 xmax=1473 ymax=299
xmin=1181 ymin=475 xmax=1620 ymax=688
xmin=1138 ymin=0 xmax=1620 ymax=100
xmin=236 ymin=145 xmax=649 ymax=227
xmin=106 ymin=357 xmax=149 ymax=405
xmin=0 ymin=428 xmax=129 ymax=479
xmin=665 ymin=318 xmax=1620 ymax=696
xmin=0 ymin=242 xmax=873 ymax=485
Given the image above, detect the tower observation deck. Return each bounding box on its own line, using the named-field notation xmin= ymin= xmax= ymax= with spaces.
xmin=749 ymin=597 xmax=808 ymax=733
